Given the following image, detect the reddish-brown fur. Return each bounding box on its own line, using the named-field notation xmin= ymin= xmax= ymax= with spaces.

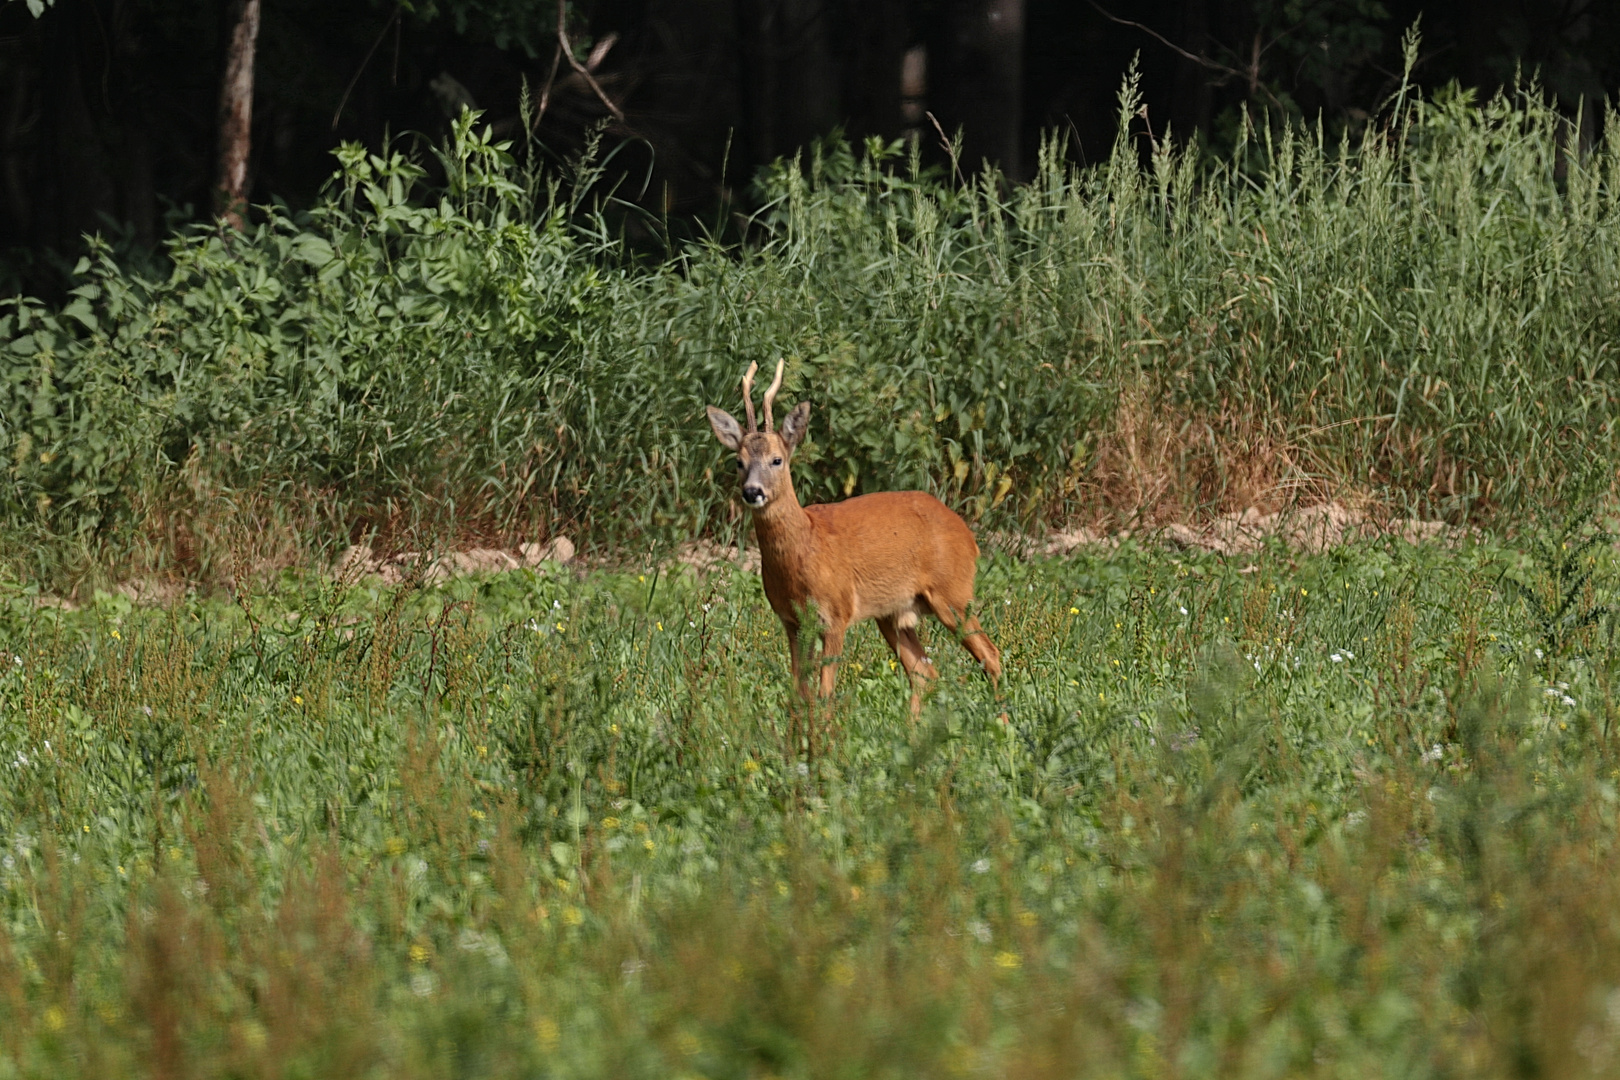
xmin=707 ymin=367 xmax=1001 ymax=718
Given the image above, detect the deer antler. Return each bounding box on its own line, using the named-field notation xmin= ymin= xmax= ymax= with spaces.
xmin=740 ymin=361 xmax=760 ymax=433
xmin=762 ymin=358 xmax=785 ymax=433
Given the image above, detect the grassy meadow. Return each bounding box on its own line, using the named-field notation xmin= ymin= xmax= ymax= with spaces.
xmin=4 ymin=530 xmax=1620 ymax=1078
xmin=8 ymin=50 xmax=1620 ymax=1079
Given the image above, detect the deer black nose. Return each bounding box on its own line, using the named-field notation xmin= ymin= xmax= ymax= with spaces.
xmin=741 ymin=485 xmax=767 ymax=507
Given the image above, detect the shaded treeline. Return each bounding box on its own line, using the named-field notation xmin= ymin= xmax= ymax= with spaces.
xmin=2 ymin=0 xmax=1618 ymax=297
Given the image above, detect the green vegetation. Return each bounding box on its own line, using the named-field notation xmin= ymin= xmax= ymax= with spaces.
xmin=3 ymin=534 xmax=1620 ymax=1077
xmin=5 ymin=69 xmax=1620 ymax=585
xmin=6 ymin=56 xmax=1620 ymax=1078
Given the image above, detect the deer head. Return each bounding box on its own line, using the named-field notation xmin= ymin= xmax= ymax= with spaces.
xmin=706 ymin=359 xmax=811 ymax=510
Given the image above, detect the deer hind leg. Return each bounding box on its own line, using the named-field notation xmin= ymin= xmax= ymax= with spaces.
xmin=923 ymin=592 xmax=1003 ymax=686
xmin=957 ymin=615 xmax=1002 ymax=685
xmin=878 ymin=614 xmax=937 ymax=718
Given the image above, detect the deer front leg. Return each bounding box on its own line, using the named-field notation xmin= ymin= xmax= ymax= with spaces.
xmin=818 ymin=623 xmax=848 ymax=700
xmin=783 ymin=619 xmax=814 ymax=702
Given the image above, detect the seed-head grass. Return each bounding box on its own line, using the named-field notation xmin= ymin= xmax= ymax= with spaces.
xmin=1 ymin=532 xmax=1619 ymax=1075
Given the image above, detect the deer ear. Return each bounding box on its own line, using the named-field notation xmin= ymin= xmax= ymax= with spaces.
xmin=780 ymin=401 xmax=811 ymax=451
xmin=707 ymin=406 xmax=743 ymax=450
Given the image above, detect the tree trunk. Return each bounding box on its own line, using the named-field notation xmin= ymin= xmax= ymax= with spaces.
xmin=735 ymin=0 xmax=779 ymax=165
xmin=214 ymin=0 xmax=260 ymax=230
xmin=1169 ymin=0 xmax=1212 ymax=145
xmin=839 ymin=0 xmax=908 ymax=143
xmin=0 ymin=45 xmax=35 ymax=245
xmin=926 ymin=0 xmax=1025 ymax=180
xmin=736 ymin=0 xmax=839 ymax=167
xmin=776 ymin=0 xmax=837 ymax=151
xmin=44 ymin=4 xmax=112 ymax=256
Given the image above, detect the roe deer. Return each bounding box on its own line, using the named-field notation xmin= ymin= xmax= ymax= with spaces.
xmin=706 ymin=360 xmax=1002 ymax=722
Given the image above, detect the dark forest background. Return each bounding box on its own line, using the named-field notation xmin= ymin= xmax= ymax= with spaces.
xmin=2 ymin=0 xmax=1617 ymax=297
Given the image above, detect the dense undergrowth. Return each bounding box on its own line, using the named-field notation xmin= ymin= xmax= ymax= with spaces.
xmin=5 ymin=54 xmax=1620 ymax=586
xmin=3 ymin=532 xmax=1620 ymax=1077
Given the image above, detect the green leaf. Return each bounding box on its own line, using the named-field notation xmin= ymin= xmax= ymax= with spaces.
xmin=62 ymin=299 xmax=97 ymax=333
xmin=292 ymin=234 xmax=337 ymax=268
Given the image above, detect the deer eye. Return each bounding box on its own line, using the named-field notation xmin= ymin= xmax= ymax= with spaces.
xmin=771 ymin=457 xmax=783 ymax=467
xmin=735 ymin=459 xmax=744 ymax=470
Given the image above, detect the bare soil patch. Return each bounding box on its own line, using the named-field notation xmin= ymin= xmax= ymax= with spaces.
xmin=1032 ymin=501 xmax=1457 ymax=559
xmin=70 ymin=502 xmax=1458 ymax=608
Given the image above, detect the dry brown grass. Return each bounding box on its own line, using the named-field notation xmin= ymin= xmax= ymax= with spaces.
xmin=1083 ymin=383 xmax=1345 ymax=531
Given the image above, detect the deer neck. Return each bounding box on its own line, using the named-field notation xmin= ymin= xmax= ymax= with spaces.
xmin=750 ymin=475 xmax=813 ymax=566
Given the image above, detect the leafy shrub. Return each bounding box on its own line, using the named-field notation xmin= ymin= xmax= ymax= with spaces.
xmin=4 ymin=70 xmax=1620 ymax=580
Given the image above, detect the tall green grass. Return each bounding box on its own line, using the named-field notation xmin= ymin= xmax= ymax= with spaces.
xmin=4 ymin=65 xmax=1620 ymax=583
xmin=4 ymin=535 xmax=1620 ymax=1076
